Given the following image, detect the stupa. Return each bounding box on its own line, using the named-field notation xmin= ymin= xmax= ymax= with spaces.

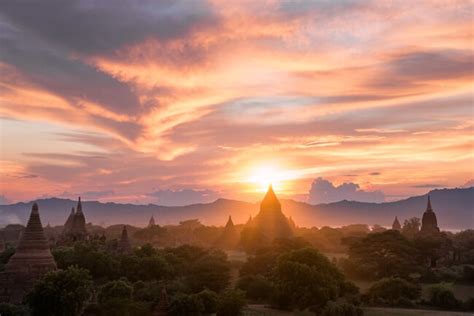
xmin=117 ymin=226 xmax=132 ymax=254
xmin=392 ymin=216 xmax=402 ymax=231
xmin=215 ymin=215 xmax=240 ymax=250
xmin=148 ymin=215 xmax=156 ymax=227
xmin=247 ymin=185 xmax=293 ymax=242
xmin=420 ymin=196 xmax=440 ymax=234
xmin=63 ymin=197 xmax=88 ymax=242
xmin=0 ymin=203 xmax=57 ymax=303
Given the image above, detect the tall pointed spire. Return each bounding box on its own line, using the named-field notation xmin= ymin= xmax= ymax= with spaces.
xmin=117 ymin=226 xmax=132 ymax=254
xmin=2 ymin=202 xmax=57 ymax=302
xmin=260 ymin=184 xmax=281 ymax=213
xmin=225 ymin=215 xmax=234 ymax=228
xmin=392 ymin=216 xmax=401 ymax=231
xmin=76 ymin=196 xmax=83 ymax=214
xmin=148 ymin=215 xmax=156 ymax=227
xmin=426 ymin=195 xmax=433 ymax=212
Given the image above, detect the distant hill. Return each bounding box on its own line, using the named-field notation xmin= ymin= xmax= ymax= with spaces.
xmin=0 ymin=187 xmax=472 ymax=230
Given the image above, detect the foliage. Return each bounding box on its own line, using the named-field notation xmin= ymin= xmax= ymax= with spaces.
xmin=414 ymin=232 xmax=452 ymax=268
xmin=426 ymin=283 xmax=460 ymax=309
xmin=0 ymin=303 xmax=29 ymax=316
xmin=98 ymin=279 xmax=133 ymax=304
xmin=366 ymin=277 xmax=421 ymax=306
xmin=133 ymin=225 xmax=166 ymax=241
xmin=344 ymin=230 xmax=422 ymax=280
xmin=402 ymin=217 xmax=420 ymax=239
xmin=26 ymin=266 xmax=93 ymax=316
xmin=195 ymin=289 xmax=218 ymax=314
xmin=320 ymin=301 xmax=363 ymax=316
xmin=237 ymin=274 xmax=273 ymax=301
xmin=168 ymin=293 xmax=204 ymax=316
xmin=240 ymin=227 xmax=268 ymax=253
xmin=187 ymin=250 xmax=231 ymax=292
xmin=216 ymin=289 xmax=246 ymax=316
xmin=452 ymin=230 xmax=474 ymax=264
xmin=271 ymin=247 xmax=346 ymax=310
xmin=0 ymin=246 xmax=15 ymax=272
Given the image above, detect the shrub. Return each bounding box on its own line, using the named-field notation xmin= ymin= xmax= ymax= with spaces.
xmin=0 ymin=303 xmax=29 ymax=316
xmin=236 ymin=274 xmax=273 ymax=301
xmin=320 ymin=301 xmax=363 ymax=316
xmin=427 ymin=283 xmax=460 ymax=309
xmin=216 ymin=290 xmax=246 ymax=316
xmin=195 ymin=289 xmax=218 ymax=314
xmin=169 ymin=293 xmax=204 ymax=316
xmin=366 ymin=277 xmax=421 ymax=306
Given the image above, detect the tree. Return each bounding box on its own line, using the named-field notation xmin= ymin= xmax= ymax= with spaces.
xmin=414 ymin=232 xmax=452 ymax=268
xmin=402 ymin=217 xmax=420 ymax=239
xmin=452 ymin=230 xmax=474 ymax=264
xmin=97 ymin=280 xmax=134 ymax=316
xmin=366 ymin=277 xmax=421 ymax=306
xmin=216 ymin=290 xmax=246 ymax=316
xmin=169 ymin=293 xmax=203 ymax=316
xmin=345 ymin=230 xmax=421 ymax=280
xmin=187 ymin=250 xmax=231 ymax=292
xmin=272 ymin=247 xmax=347 ymax=310
xmin=427 ymin=283 xmax=460 ymax=309
xmin=237 ymin=274 xmax=273 ymax=301
xmin=195 ymin=289 xmax=218 ymax=314
xmin=26 ymin=266 xmax=93 ymax=316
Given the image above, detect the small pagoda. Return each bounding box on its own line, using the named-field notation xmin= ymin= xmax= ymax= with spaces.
xmin=117 ymin=226 xmax=133 ymax=255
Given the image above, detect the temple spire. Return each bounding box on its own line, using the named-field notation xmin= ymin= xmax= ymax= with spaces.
xmin=225 ymin=215 xmax=234 ymax=228
xmin=426 ymin=195 xmax=433 ymax=212
xmin=76 ymin=196 xmax=83 ymax=214
xmin=117 ymin=226 xmax=132 ymax=254
xmin=148 ymin=215 xmax=156 ymax=227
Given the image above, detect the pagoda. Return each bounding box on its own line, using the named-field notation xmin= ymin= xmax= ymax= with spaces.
xmin=247 ymin=185 xmax=293 ymax=242
xmin=148 ymin=215 xmax=156 ymax=227
xmin=117 ymin=226 xmax=133 ymax=254
xmin=0 ymin=203 xmax=57 ymax=303
xmin=392 ymin=216 xmax=402 ymax=231
xmin=63 ymin=197 xmax=88 ymax=242
xmin=215 ymin=215 xmax=240 ymax=250
xmin=420 ymin=196 xmax=440 ymax=234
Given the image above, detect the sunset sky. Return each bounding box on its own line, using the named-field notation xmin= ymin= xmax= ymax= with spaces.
xmin=0 ymin=0 xmax=473 ymax=205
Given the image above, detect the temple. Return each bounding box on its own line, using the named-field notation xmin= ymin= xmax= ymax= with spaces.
xmin=392 ymin=216 xmax=402 ymax=231
xmin=420 ymin=196 xmax=440 ymax=234
xmin=215 ymin=215 xmax=239 ymax=250
xmin=117 ymin=226 xmax=133 ymax=254
xmin=148 ymin=215 xmax=156 ymax=227
xmin=247 ymin=185 xmax=293 ymax=242
xmin=63 ymin=197 xmax=88 ymax=242
xmin=0 ymin=203 xmax=57 ymax=303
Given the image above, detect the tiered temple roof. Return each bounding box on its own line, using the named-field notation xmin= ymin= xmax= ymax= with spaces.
xmin=392 ymin=216 xmax=402 ymax=231
xmin=247 ymin=185 xmax=293 ymax=242
xmin=420 ymin=196 xmax=440 ymax=234
xmin=63 ymin=197 xmax=88 ymax=241
xmin=148 ymin=215 xmax=156 ymax=227
xmin=117 ymin=226 xmax=132 ymax=254
xmin=215 ymin=215 xmax=239 ymax=250
xmin=0 ymin=203 xmax=56 ymax=303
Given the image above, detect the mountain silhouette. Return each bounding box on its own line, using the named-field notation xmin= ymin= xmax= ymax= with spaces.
xmin=0 ymin=187 xmax=472 ymax=230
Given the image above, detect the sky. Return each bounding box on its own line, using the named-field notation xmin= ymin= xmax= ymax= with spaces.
xmin=0 ymin=0 xmax=473 ymax=206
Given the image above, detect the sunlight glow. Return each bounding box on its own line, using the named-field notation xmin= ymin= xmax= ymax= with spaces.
xmin=246 ymin=164 xmax=300 ymax=192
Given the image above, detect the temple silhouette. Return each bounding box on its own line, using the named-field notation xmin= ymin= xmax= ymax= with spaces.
xmin=246 ymin=184 xmax=294 ymax=241
xmin=0 ymin=203 xmax=57 ymax=303
xmin=420 ymin=196 xmax=440 ymax=234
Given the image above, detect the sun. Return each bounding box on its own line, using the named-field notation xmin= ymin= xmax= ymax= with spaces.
xmin=246 ymin=163 xmax=296 ymax=192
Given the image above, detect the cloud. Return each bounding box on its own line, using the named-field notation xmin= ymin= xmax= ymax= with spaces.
xmin=307 ymin=177 xmax=385 ymax=204
xmin=59 ymin=190 xmax=115 ymax=200
xmin=146 ymin=188 xmax=220 ymax=206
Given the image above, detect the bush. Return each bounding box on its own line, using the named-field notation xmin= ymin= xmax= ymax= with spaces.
xmin=236 ymin=274 xmax=273 ymax=301
xmin=216 ymin=290 xmax=246 ymax=316
xmin=366 ymin=277 xmax=421 ymax=306
xmin=464 ymin=297 xmax=474 ymax=311
xmin=320 ymin=301 xmax=363 ymax=316
xmin=169 ymin=293 xmax=204 ymax=316
xmin=0 ymin=303 xmax=29 ymax=316
xmin=427 ymin=283 xmax=460 ymax=309
xmin=195 ymin=289 xmax=218 ymax=314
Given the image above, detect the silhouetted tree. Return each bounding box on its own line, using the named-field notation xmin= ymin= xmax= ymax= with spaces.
xmin=26 ymin=266 xmax=93 ymax=316
xmin=402 ymin=217 xmax=420 ymax=239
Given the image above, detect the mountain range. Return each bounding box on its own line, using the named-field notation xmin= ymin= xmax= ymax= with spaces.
xmin=0 ymin=187 xmax=472 ymax=230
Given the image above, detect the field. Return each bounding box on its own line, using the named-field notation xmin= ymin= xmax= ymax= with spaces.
xmin=242 ymin=305 xmax=474 ymax=316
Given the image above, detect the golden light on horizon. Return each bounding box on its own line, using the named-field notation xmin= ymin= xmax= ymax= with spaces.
xmin=246 ymin=164 xmax=300 ymax=193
